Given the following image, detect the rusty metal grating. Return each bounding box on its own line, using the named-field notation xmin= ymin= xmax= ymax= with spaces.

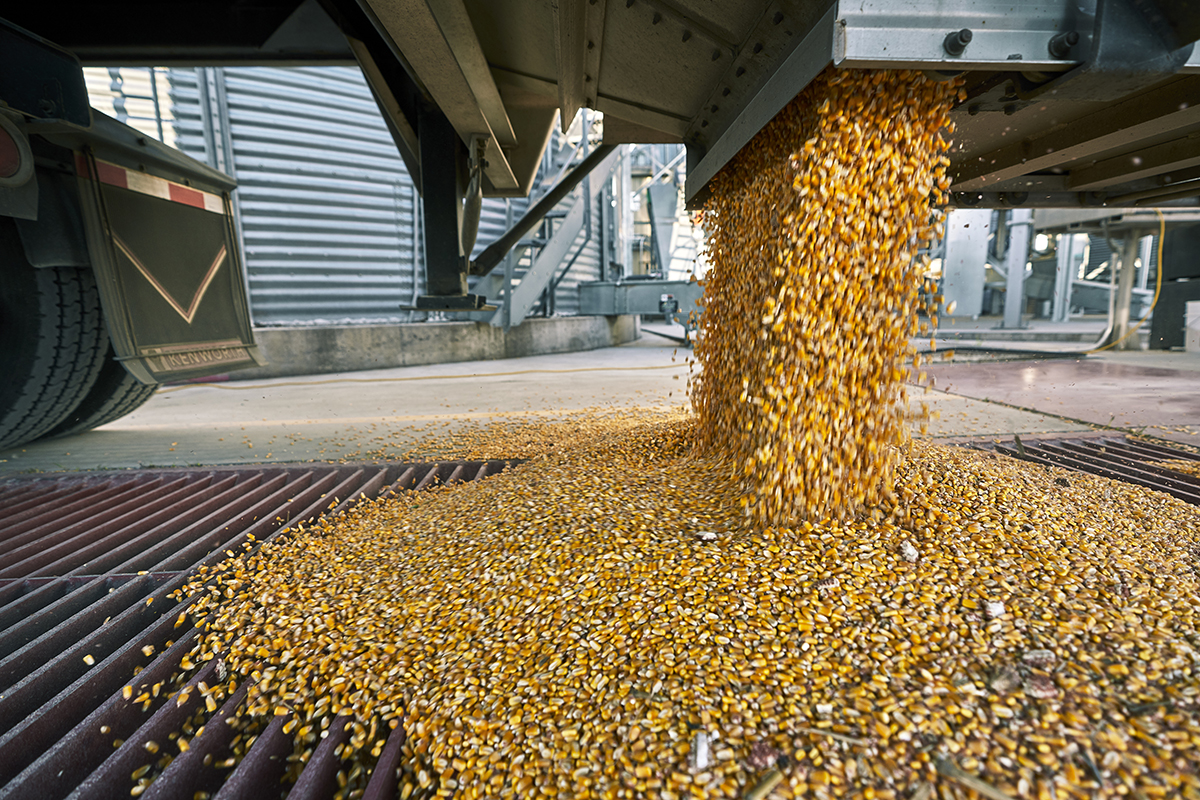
xmin=965 ymin=435 xmax=1200 ymax=506
xmin=4 ymin=438 xmax=1197 ymax=798
xmin=0 ymin=460 xmax=517 ymax=800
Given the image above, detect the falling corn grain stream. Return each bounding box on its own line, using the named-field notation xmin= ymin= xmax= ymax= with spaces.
xmin=691 ymin=69 xmax=958 ymax=526
xmin=132 ymin=70 xmax=1199 ymax=799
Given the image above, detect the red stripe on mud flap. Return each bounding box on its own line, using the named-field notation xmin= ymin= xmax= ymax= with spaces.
xmin=168 ymin=183 xmax=207 ymax=211
xmin=74 ymin=154 xmax=225 ymax=215
xmin=95 ymin=161 xmax=128 ymax=189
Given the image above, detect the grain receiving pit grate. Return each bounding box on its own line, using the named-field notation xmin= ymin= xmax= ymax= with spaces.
xmin=965 ymin=435 xmax=1200 ymax=506
xmin=4 ymin=437 xmax=1198 ymax=799
xmin=0 ymin=460 xmax=517 ymax=800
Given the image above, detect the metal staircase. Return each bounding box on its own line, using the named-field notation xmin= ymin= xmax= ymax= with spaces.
xmin=470 ymin=117 xmax=621 ymax=330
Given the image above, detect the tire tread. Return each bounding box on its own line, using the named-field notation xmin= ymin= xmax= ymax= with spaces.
xmin=43 ymin=351 xmax=158 ymax=439
xmin=0 ymin=220 xmax=108 ymax=450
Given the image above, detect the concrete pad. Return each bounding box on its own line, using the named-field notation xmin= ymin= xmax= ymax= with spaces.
xmin=1092 ymin=349 xmax=1200 ymax=373
xmin=1 ymin=332 xmax=1122 ymax=476
xmin=913 ymin=390 xmax=1095 ymax=441
xmin=0 ymin=337 xmax=693 ymax=474
xmin=934 ymin=314 xmax=1114 ymax=343
xmin=925 ymin=354 xmax=1200 ymax=446
xmin=236 ymin=315 xmax=640 ymax=380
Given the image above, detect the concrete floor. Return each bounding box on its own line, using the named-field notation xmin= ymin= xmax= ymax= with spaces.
xmin=926 ymin=351 xmax=1200 ymax=446
xmin=1 ymin=336 xmax=694 ymax=473
xmin=15 ymin=325 xmax=1186 ymax=474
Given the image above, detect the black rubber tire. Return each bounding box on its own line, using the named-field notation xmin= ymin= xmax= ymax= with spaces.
xmin=0 ymin=218 xmax=109 ymax=450
xmin=42 ymin=345 xmax=158 ymax=439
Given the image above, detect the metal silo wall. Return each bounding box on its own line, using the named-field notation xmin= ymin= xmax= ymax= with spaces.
xmin=166 ymin=65 xmax=610 ymax=326
xmin=170 ymin=66 xmax=422 ymax=326
xmin=226 ymin=67 xmax=421 ymax=325
xmin=165 ymin=69 xmax=210 ymax=165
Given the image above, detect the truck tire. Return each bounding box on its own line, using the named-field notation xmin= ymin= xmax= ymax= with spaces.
xmin=0 ymin=218 xmax=108 ymax=450
xmin=42 ymin=346 xmax=158 ymax=439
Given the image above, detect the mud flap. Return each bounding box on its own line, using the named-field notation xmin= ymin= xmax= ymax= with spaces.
xmin=72 ymin=146 xmax=264 ymax=384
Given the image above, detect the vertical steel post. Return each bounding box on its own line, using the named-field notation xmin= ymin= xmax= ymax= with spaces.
xmin=1052 ymin=233 xmax=1074 ymax=322
xmin=620 ymin=152 xmax=633 ymax=276
xmin=1112 ymin=232 xmax=1144 ymax=350
xmin=1138 ymin=235 xmax=1154 ymax=290
xmin=195 ymin=68 xmax=219 ymax=170
xmin=1001 ymin=209 xmax=1033 ymax=329
xmin=598 ymin=181 xmax=608 ymax=282
xmin=581 ymin=109 xmax=591 ymax=242
xmin=418 ymin=106 xmax=469 ymax=298
xmin=940 ymin=208 xmax=990 ymax=320
xmin=410 ymin=184 xmax=422 ymax=321
xmin=503 ymin=198 xmax=514 ymax=332
xmin=212 ymin=69 xmax=252 ymax=324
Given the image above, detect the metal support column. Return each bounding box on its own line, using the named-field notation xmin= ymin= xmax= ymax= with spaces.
xmin=502 ymin=199 xmax=514 ymax=333
xmin=598 ymin=181 xmax=609 ymax=282
xmin=1138 ymin=235 xmax=1154 ymax=290
xmin=416 ymin=106 xmax=482 ymax=309
xmin=1052 ymin=233 xmax=1074 ymax=322
xmin=1001 ymin=209 xmax=1033 ymax=329
xmin=1111 ymin=232 xmax=1144 ymax=350
xmin=621 ymin=156 xmax=633 ymax=276
xmin=941 ymin=209 xmax=990 ymax=319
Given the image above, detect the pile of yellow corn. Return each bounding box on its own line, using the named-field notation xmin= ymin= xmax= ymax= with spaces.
xmin=130 ymin=69 xmax=1200 ymax=800
xmin=692 ymin=69 xmax=960 ymax=526
xmin=161 ymin=418 xmax=1200 ymax=799
xmin=1160 ymin=459 xmax=1200 ymax=478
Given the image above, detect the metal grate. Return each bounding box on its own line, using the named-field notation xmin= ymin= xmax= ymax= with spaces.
xmin=965 ymin=435 xmax=1200 ymax=506
xmin=0 ymin=460 xmax=516 ymax=800
xmin=7 ymin=438 xmax=1195 ymax=798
